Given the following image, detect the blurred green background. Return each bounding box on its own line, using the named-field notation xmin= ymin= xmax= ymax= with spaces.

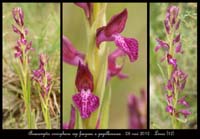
xmin=3 ymin=3 xmax=60 ymax=129
xmin=150 ymin=3 xmax=197 ymax=129
xmin=63 ymin=3 xmax=147 ymax=129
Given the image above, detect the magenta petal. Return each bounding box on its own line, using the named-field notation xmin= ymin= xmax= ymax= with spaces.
xmin=175 ymin=42 xmax=183 ymax=53
xmin=166 ymin=94 xmax=173 ymax=104
xmin=12 ymin=7 xmax=24 ymax=26
xmin=179 ymin=109 xmax=191 ymax=118
xmin=164 ymin=19 xmax=170 ymax=34
xmin=75 ymin=3 xmax=93 ymax=19
xmin=167 ymin=54 xmax=177 ymax=68
xmin=96 ymin=26 xmax=114 ymax=47
xmin=173 ymin=69 xmax=188 ymax=91
xmin=173 ymin=34 xmax=180 ymax=44
xmin=72 ymin=89 xmax=99 ymax=119
xmin=117 ymin=72 xmax=128 ymax=79
xmin=178 ymin=96 xmax=189 ymax=107
xmin=96 ymin=9 xmax=128 ymax=47
xmin=75 ymin=62 xmax=94 ymax=92
xmin=155 ymin=38 xmax=169 ymax=52
xmin=175 ymin=19 xmax=181 ymax=30
xmin=108 ymin=49 xmax=127 ymax=80
xmin=113 ymin=34 xmax=138 ymax=62
xmin=165 ymin=79 xmax=174 ymax=92
xmin=166 ymin=105 xmax=174 ymax=114
xmin=62 ymin=123 xmax=69 ymax=129
xmin=63 ymin=36 xmax=85 ymax=66
xmin=104 ymin=9 xmax=127 ymax=36
xmin=12 ymin=24 xmax=22 ymax=35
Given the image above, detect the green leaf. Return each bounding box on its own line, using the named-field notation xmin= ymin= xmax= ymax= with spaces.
xmin=75 ymin=109 xmax=83 ymax=129
xmin=31 ymin=110 xmax=37 ymax=129
xmin=99 ymin=83 xmax=111 ymax=129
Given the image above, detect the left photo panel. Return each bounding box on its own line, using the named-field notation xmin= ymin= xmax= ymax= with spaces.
xmin=3 ymin=3 xmax=60 ymax=129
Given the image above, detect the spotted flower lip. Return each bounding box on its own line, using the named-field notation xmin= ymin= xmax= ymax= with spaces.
xmin=73 ymin=62 xmax=99 ymax=119
xmin=96 ymin=8 xmax=139 ymax=62
xmin=63 ymin=36 xmax=85 ymax=66
xmin=75 ymin=3 xmax=93 ymax=20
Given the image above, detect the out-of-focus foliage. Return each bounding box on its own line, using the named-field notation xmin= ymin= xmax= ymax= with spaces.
xmin=63 ymin=3 xmax=147 ymax=129
xmin=3 ymin=3 xmax=60 ymax=129
xmin=150 ymin=3 xmax=197 ymax=129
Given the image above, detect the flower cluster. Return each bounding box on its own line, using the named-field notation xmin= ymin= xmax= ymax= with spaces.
xmin=63 ymin=6 xmax=139 ymax=80
xmin=12 ymin=7 xmax=34 ymax=63
xmin=155 ymin=6 xmax=190 ymax=120
xmin=63 ymin=3 xmax=139 ymax=127
xmin=32 ymin=54 xmax=52 ymax=97
xmin=73 ymin=62 xmax=99 ymax=119
xmin=128 ymin=89 xmax=147 ymax=129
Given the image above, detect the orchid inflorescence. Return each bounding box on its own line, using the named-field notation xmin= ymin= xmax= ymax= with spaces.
xmin=155 ymin=5 xmax=190 ymax=128
xmin=63 ymin=3 xmax=139 ymax=129
xmin=12 ymin=7 xmax=34 ymax=64
xmin=12 ymin=7 xmax=53 ymax=129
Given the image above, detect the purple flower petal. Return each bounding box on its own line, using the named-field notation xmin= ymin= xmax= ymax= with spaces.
xmin=113 ymin=34 xmax=138 ymax=62
xmin=179 ymin=109 xmax=191 ymax=118
xmin=175 ymin=42 xmax=183 ymax=53
xmin=107 ymin=49 xmax=127 ymax=80
xmin=164 ymin=19 xmax=170 ymax=34
xmin=178 ymin=96 xmax=189 ymax=107
xmin=63 ymin=36 xmax=85 ymax=66
xmin=72 ymin=89 xmax=99 ymax=119
xmin=166 ymin=105 xmax=174 ymax=114
xmin=104 ymin=9 xmax=127 ymax=37
xmin=155 ymin=38 xmax=169 ymax=52
xmin=75 ymin=3 xmax=93 ymax=20
xmin=12 ymin=7 xmax=24 ymax=26
xmin=75 ymin=62 xmax=94 ymax=92
xmin=175 ymin=19 xmax=181 ymax=30
xmin=172 ymin=69 xmax=188 ymax=91
xmin=165 ymin=79 xmax=174 ymax=92
xmin=167 ymin=54 xmax=177 ymax=68
xmin=96 ymin=9 xmax=127 ymax=47
xmin=173 ymin=34 xmax=180 ymax=44
xmin=12 ymin=24 xmax=23 ymax=37
xmin=167 ymin=6 xmax=179 ymax=26
xmin=96 ymin=9 xmax=139 ymax=63
xmin=166 ymin=94 xmax=173 ymax=104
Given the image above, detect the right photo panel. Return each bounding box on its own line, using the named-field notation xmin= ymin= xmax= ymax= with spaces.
xmin=150 ymin=3 xmax=197 ymax=129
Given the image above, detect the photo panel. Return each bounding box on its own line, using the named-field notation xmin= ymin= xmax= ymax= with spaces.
xmin=150 ymin=3 xmax=197 ymax=129
xmin=62 ymin=3 xmax=147 ymax=129
xmin=2 ymin=3 xmax=60 ymax=129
